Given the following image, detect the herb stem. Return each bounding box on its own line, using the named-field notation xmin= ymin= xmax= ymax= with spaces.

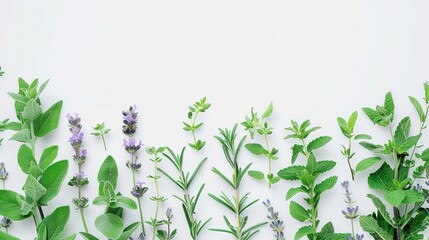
xmin=309 ymin=184 xmax=317 ymax=240
xmin=191 ymin=111 xmax=200 ymax=146
xmin=346 ymin=137 xmax=355 ymax=181
xmin=100 ymin=130 xmax=107 ymax=151
xmin=389 ymin=125 xmax=401 ymax=240
xmin=234 ymin=169 xmax=242 ymax=240
xmin=78 ymin=165 xmax=89 ymax=233
xmin=132 ymin=159 xmax=146 ymax=236
xmin=152 ymin=153 xmax=160 ymax=240
xmin=263 ymin=133 xmax=272 ymax=188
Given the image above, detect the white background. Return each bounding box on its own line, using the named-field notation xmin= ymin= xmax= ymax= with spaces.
xmin=1 ymin=1 xmax=429 ymax=239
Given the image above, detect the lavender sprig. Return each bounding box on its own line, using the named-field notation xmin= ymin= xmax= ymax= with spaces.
xmin=342 ymin=181 xmax=363 ymax=240
xmin=0 ymin=162 xmax=11 ymax=233
xmin=263 ymin=199 xmax=285 ymax=240
xmin=123 ymin=105 xmax=147 ymax=237
xmin=66 ymin=113 xmax=89 ymax=233
xmin=155 ymin=208 xmax=177 ymax=240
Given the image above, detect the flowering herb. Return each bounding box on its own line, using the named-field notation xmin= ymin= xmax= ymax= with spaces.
xmin=358 ymin=85 xmax=429 ymax=240
xmin=263 ymin=199 xmax=285 ymax=240
xmin=85 ymin=155 xmax=140 ymax=240
xmin=182 ymin=97 xmax=211 ymax=151
xmin=209 ymin=124 xmax=266 ymax=240
xmin=146 ymin=146 xmax=167 ymax=240
xmin=66 ymin=113 xmax=90 ymax=233
xmin=122 ymin=105 xmax=148 ymax=238
xmin=0 ymin=78 xmax=74 ymax=239
xmin=278 ymin=120 xmax=346 ymax=239
xmin=241 ymin=103 xmax=280 ymax=188
xmin=159 ymin=147 xmax=211 ymax=240
xmin=337 ymin=111 xmax=374 ymax=181
xmin=0 ymin=162 xmax=12 ymax=234
xmin=155 ymin=208 xmax=177 ymax=240
xmin=341 ymin=181 xmax=364 ymax=240
xmin=91 ymin=122 xmax=111 ymax=150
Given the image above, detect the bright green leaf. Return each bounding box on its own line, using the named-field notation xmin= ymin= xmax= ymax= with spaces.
xmin=355 ymin=157 xmax=381 ymax=172
xmin=95 ymin=213 xmax=124 ymax=239
xmin=17 ymin=144 xmax=37 ymax=174
xmin=38 ymin=160 xmax=69 ymax=205
xmin=290 ymin=201 xmax=309 ymax=222
xmin=34 ymin=100 xmax=63 ymax=137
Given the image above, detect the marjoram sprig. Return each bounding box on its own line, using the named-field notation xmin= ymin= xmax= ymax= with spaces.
xmin=242 ymin=102 xmax=280 ymax=188
xmin=183 ymin=97 xmax=211 ymax=151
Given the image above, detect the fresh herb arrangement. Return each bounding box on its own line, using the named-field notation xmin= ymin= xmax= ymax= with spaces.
xmin=337 ymin=111 xmax=373 ymax=181
xmin=0 ymin=78 xmax=73 ymax=239
xmin=66 ymin=113 xmax=90 ymax=233
xmin=278 ymin=120 xmax=346 ymax=240
xmin=242 ymin=103 xmax=280 ymax=188
xmin=122 ymin=105 xmax=148 ymax=239
xmin=182 ymin=97 xmax=211 ymax=151
xmin=358 ymin=85 xmax=429 ymax=240
xmin=263 ymin=199 xmax=285 ymax=240
xmin=209 ymin=124 xmax=266 ymax=240
xmin=159 ymin=147 xmax=211 ymax=240
xmin=146 ymin=146 xmax=168 ymax=240
xmin=91 ymin=122 xmax=111 ymax=150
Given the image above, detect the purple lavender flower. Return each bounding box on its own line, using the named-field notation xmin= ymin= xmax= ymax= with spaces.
xmin=347 ymin=234 xmax=364 ymax=240
xmin=123 ymin=138 xmax=142 ymax=154
xmin=122 ymin=105 xmax=138 ymax=136
xmin=414 ymin=183 xmax=423 ymax=192
xmin=67 ymin=113 xmax=87 ymax=165
xmin=0 ymin=162 xmax=8 ymax=181
xmin=263 ymin=199 xmax=285 ymax=240
xmin=76 ymin=171 xmax=85 ymax=180
xmin=128 ymin=233 xmax=145 ymax=240
xmin=131 ymin=180 xmax=148 ymax=198
xmin=0 ymin=216 xmax=12 ymax=228
xmin=342 ymin=206 xmax=359 ymax=219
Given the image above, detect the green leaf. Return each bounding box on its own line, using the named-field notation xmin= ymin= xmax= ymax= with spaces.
xmin=359 ymin=141 xmax=385 ymax=153
xmin=248 ymin=170 xmax=264 ymax=180
xmin=10 ymin=129 xmax=31 ymax=143
xmin=359 ymin=216 xmax=393 ymax=240
xmin=0 ymin=231 xmax=20 ymax=240
xmin=354 ymin=134 xmax=372 ymax=140
xmin=17 ymin=144 xmax=37 ymax=174
xmin=103 ymin=181 xmax=116 ymax=201
xmin=24 ymin=175 xmax=47 ymax=203
xmin=38 ymin=160 xmax=69 ymax=205
xmin=348 ymin=111 xmax=358 ymax=132
xmin=314 ymin=176 xmax=337 ymax=194
xmin=22 ymin=99 xmax=41 ymax=121
xmin=307 ymin=136 xmax=332 ymax=152
xmin=384 ymin=189 xmax=406 ymax=207
xmin=38 ymin=206 xmax=70 ymax=239
xmin=402 ymin=189 xmax=425 ymax=204
xmin=62 ymin=233 xmax=77 ymax=240
xmin=394 ymin=117 xmax=411 ymax=145
xmin=278 ymin=166 xmax=305 ymax=180
xmin=294 ymin=225 xmax=314 ymax=240
xmin=291 ymin=144 xmax=303 ymax=164
xmin=245 ymin=143 xmax=267 ymax=155
xmin=362 ymin=107 xmax=382 ymax=125
xmin=98 ymin=155 xmax=118 ymax=195
xmin=366 ymin=194 xmax=394 ymax=227
xmin=34 ymin=100 xmax=63 ymax=137
xmin=0 ymin=190 xmax=29 ymax=220
xmin=39 ymin=145 xmax=59 ymax=170
xmin=80 ymin=232 xmax=100 ymax=240
xmin=314 ymin=160 xmax=336 ymax=175
xmin=368 ymin=163 xmax=395 ymax=192
xmin=409 ymin=96 xmax=426 ymax=122
xmin=397 ymin=134 xmax=421 ymax=154
xmin=261 ymin=102 xmax=273 ymax=119
xmin=420 ymin=148 xmax=429 ymax=161
xmin=384 ymin=92 xmax=394 ymax=113
xmin=95 ymin=213 xmax=124 ymax=239
xmin=117 ymin=222 xmax=140 ymax=240
xmin=286 ymin=187 xmax=306 ymax=201
xmin=93 ymin=196 xmax=108 ymax=206
xmin=355 ymin=157 xmax=382 ymax=172
xmin=116 ymin=196 xmax=137 ymax=209
xmin=337 ymin=117 xmax=350 ymax=135
xmin=290 ymin=201 xmax=309 ymax=222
